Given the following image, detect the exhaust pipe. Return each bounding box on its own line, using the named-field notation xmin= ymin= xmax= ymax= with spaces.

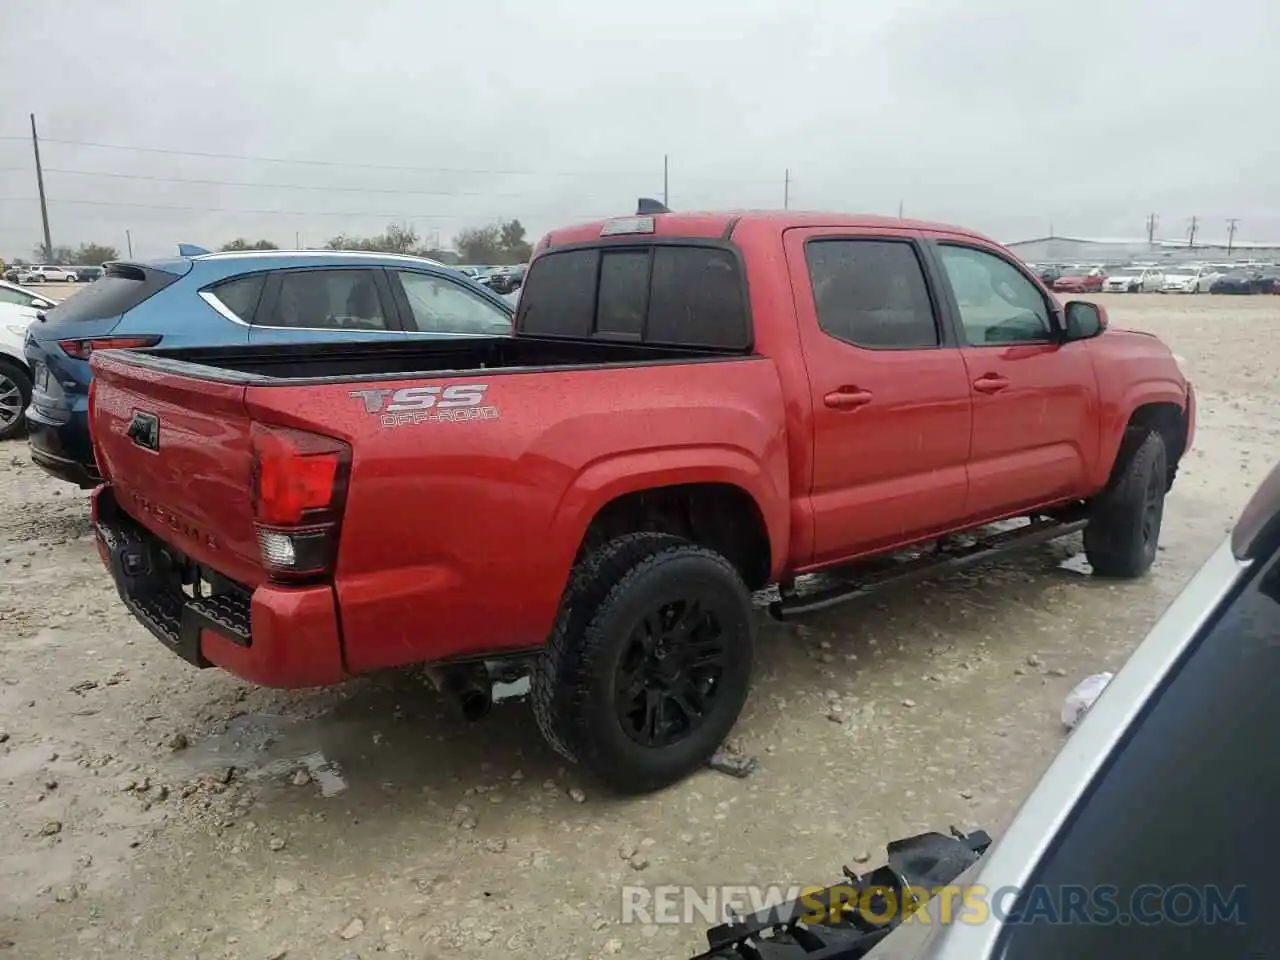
xmin=424 ymin=664 xmax=492 ymax=722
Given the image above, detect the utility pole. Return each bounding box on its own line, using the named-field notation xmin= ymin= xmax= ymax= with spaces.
xmin=1226 ymin=218 xmax=1239 ymax=255
xmin=897 ymin=199 xmax=904 ymax=220
xmin=125 ymin=229 xmax=132 ymax=258
xmin=783 ymin=168 xmax=790 ymax=210
xmin=295 ymin=230 xmax=301 ymax=250
xmin=30 ymin=114 xmax=52 ymax=262
xmin=1145 ymin=212 xmax=1159 ymax=246
xmin=662 ymin=154 xmax=669 ymax=208
xmin=1187 ymin=215 xmax=1198 ymax=249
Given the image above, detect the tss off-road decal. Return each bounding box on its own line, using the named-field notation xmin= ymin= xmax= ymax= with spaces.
xmin=349 ymin=383 xmax=499 ymax=428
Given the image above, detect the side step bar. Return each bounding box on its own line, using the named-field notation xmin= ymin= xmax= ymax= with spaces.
xmin=769 ymin=515 xmax=1089 ymax=620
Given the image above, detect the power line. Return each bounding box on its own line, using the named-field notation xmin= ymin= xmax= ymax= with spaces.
xmin=43 ymin=167 xmax=565 ymax=198
xmin=3 ymin=134 xmax=782 ymax=184
xmin=0 ymin=195 xmax=610 ymax=221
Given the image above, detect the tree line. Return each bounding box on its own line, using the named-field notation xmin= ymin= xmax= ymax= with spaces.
xmin=18 ymin=219 xmax=532 ymax=267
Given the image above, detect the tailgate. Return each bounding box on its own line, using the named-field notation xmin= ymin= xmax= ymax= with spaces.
xmin=90 ymin=352 xmax=265 ymax=587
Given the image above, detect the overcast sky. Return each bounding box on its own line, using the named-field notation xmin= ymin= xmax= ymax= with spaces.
xmin=2 ymin=0 xmax=1278 ymax=260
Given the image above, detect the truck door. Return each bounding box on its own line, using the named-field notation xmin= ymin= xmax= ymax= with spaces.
xmin=929 ymin=240 xmax=1099 ymax=519
xmin=248 ymin=267 xmax=409 ymax=344
xmin=784 ymin=228 xmax=973 ymax=564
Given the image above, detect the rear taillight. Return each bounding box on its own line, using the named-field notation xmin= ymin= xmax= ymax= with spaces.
xmin=59 ymin=335 xmax=161 ymax=360
xmin=250 ymin=423 xmax=351 ymax=582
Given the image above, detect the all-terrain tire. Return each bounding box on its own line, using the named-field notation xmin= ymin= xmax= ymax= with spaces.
xmin=531 ymin=532 xmax=754 ymax=794
xmin=1084 ymin=430 xmax=1167 ymax=578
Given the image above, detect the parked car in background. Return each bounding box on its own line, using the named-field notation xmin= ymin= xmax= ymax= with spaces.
xmin=1103 ymin=265 xmax=1163 ymax=293
xmin=1052 ymin=265 xmax=1105 ymax=293
xmin=18 ymin=265 xmax=78 ymax=284
xmin=487 ymin=263 xmax=527 ymax=294
xmin=1035 ymin=264 xmax=1063 ymax=286
xmin=25 ymin=249 xmax=514 ymax=487
xmin=2 ymin=268 xmax=19 ymax=283
xmin=0 ymin=302 xmax=39 ymax=440
xmin=1209 ymin=268 xmax=1271 ymax=295
xmin=0 ymin=279 xmax=58 ymax=313
xmin=72 ymin=265 xmax=104 ymax=283
xmin=1161 ymin=263 xmax=1221 ymax=293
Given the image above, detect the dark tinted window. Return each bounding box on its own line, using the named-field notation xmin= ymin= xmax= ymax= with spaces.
xmin=646 ymin=246 xmax=748 ymax=348
xmin=519 ymin=250 xmax=598 ymax=338
xmin=43 ymin=264 xmax=181 ymax=323
xmin=1000 ymin=548 xmax=1280 ymax=959
xmin=207 ymin=274 xmax=265 ymax=322
xmin=519 ymin=245 xmax=750 ymax=349
xmin=805 ymin=240 xmax=938 ymax=348
xmin=596 ymin=250 xmax=649 ymax=339
xmin=266 ymin=269 xmax=389 ymax=331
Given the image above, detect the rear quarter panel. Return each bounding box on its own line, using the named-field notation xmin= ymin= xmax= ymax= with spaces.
xmin=246 ymin=358 xmax=791 ymax=673
xmin=1086 ymin=328 xmax=1189 ymax=489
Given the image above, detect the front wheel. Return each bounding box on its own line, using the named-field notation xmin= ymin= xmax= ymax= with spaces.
xmin=1084 ymin=430 xmax=1167 ymax=578
xmin=532 ymin=532 xmax=754 ymax=793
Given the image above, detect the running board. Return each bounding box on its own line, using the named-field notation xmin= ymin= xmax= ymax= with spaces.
xmin=769 ymin=515 xmax=1089 ymax=620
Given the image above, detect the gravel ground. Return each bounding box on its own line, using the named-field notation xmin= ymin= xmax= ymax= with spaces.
xmin=0 ymin=292 xmax=1276 ymax=959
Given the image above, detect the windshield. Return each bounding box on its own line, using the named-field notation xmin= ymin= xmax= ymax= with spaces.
xmin=1112 ymin=267 xmax=1144 ymax=276
xmin=1060 ymin=267 xmax=1091 ymax=277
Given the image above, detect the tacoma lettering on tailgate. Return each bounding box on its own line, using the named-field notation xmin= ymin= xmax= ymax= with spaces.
xmin=349 ymin=383 xmax=500 ymax=428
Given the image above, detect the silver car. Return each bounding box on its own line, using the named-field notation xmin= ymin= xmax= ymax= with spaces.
xmin=693 ymin=461 xmax=1280 ymax=958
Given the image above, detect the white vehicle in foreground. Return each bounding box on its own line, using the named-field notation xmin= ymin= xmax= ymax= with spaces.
xmin=0 ymin=279 xmax=58 ymax=313
xmin=0 ymin=301 xmax=37 ymax=440
xmin=16 ymin=265 xmax=77 ymax=284
xmin=1102 ymin=265 xmax=1163 ymax=293
xmin=1161 ymin=264 xmax=1221 ymax=293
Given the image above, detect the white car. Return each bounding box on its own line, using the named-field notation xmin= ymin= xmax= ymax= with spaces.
xmin=0 ymin=279 xmax=58 ymax=313
xmin=1102 ymin=265 xmax=1163 ymax=293
xmin=17 ymin=265 xmax=77 ymax=284
xmin=1161 ymin=264 xmax=1221 ymax=293
xmin=0 ymin=301 xmax=37 ymax=441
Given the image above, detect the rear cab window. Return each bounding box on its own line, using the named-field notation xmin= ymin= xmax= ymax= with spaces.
xmin=516 ymin=244 xmax=750 ymax=350
xmin=43 ymin=263 xmax=182 ymax=324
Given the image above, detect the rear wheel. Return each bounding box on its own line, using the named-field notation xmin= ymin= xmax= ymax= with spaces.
xmin=1084 ymin=430 xmax=1167 ymax=578
xmin=531 ymin=532 xmax=754 ymax=793
xmin=0 ymin=360 xmax=31 ymax=441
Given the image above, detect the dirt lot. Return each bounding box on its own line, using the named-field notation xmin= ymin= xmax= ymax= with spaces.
xmin=0 ymin=292 xmax=1275 ymax=959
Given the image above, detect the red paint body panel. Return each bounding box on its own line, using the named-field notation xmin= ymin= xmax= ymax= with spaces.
xmin=89 ymin=211 xmax=1192 ymax=689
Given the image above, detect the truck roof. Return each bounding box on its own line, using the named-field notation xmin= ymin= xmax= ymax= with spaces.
xmin=540 ymin=210 xmax=995 ymax=248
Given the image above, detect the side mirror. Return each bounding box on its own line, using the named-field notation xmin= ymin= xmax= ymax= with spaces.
xmin=1064 ymin=300 xmax=1107 ymax=340
xmin=33 ymin=298 xmax=54 ymax=309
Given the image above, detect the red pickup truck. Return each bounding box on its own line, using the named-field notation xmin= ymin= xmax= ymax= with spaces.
xmin=88 ymin=208 xmax=1194 ymax=792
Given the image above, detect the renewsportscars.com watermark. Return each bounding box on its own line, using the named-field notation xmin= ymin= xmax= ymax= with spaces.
xmin=620 ymin=883 xmax=1249 ymax=927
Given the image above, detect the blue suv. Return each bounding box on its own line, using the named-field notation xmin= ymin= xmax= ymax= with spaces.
xmin=25 ymin=249 xmax=514 ymax=486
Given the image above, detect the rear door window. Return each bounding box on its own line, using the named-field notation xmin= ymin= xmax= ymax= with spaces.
xmin=805 ymin=239 xmax=940 ymax=349
xmin=263 ymin=269 xmax=391 ymax=331
xmin=518 ymin=244 xmax=749 ymax=349
xmin=393 ymin=271 xmax=512 ymax=335
xmin=42 ymin=264 xmax=181 ymax=323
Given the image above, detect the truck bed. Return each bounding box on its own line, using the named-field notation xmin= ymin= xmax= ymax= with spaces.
xmin=117 ymin=336 xmax=745 ymax=385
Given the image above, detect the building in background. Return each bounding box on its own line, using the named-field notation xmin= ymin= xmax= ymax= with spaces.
xmin=1007 ymin=235 xmax=1280 ymax=265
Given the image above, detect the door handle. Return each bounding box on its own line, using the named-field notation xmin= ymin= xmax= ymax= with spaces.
xmin=824 ymin=388 xmax=874 ymax=409
xmin=972 ymin=375 xmax=1010 ymax=394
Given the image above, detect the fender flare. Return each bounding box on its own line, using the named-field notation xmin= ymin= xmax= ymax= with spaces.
xmin=1093 ymin=381 xmax=1189 ymax=488
xmin=547 ymin=445 xmax=790 ymax=581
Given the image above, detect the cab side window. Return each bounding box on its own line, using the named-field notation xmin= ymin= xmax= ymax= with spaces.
xmin=805 ymin=239 xmax=940 ymax=349
xmin=937 ymin=245 xmax=1054 ymax=345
